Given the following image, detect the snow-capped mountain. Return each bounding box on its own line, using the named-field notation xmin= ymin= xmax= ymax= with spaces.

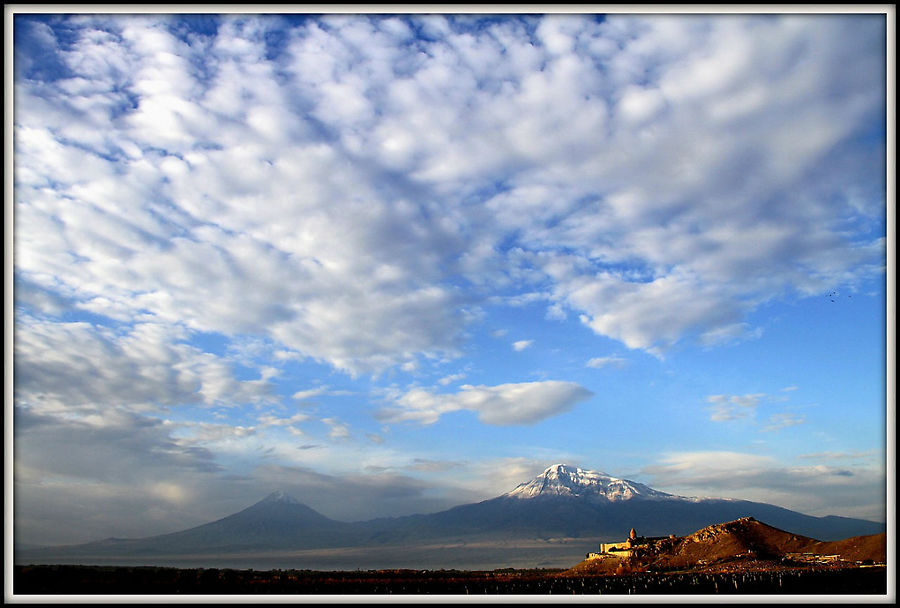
xmin=17 ymin=465 xmax=885 ymax=568
xmin=504 ymin=464 xmax=676 ymax=502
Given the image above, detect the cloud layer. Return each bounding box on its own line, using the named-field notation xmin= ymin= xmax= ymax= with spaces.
xmin=14 ymin=14 xmax=885 ymax=375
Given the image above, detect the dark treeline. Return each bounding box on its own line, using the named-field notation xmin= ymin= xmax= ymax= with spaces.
xmin=14 ymin=564 xmax=887 ymax=595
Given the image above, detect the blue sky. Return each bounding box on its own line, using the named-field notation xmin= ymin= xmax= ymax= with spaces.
xmin=9 ymin=10 xmax=890 ymax=546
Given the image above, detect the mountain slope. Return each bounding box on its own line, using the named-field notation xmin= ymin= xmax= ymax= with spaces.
xmin=140 ymin=490 xmax=363 ymax=551
xmin=24 ymin=491 xmax=362 ymax=558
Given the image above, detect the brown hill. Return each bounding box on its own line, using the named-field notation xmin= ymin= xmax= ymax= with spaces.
xmin=564 ymin=517 xmax=886 ymax=575
xmin=816 ymin=531 xmax=886 ymax=562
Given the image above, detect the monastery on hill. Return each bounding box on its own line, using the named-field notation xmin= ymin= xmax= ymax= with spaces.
xmin=586 ymin=528 xmax=674 ymax=560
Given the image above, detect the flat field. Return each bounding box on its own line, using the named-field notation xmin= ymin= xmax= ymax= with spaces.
xmin=13 ymin=564 xmax=888 ymax=595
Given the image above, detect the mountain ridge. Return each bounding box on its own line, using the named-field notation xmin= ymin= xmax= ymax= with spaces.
xmin=16 ymin=463 xmax=885 ymax=566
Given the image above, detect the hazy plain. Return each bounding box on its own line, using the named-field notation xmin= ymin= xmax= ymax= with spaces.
xmin=16 ymin=536 xmax=605 ymax=571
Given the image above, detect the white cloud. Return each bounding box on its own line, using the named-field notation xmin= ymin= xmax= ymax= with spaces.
xmin=706 ymin=393 xmax=767 ymax=422
xmin=258 ymin=412 xmax=309 ymax=428
xmin=377 ymin=381 xmax=594 ymax=426
xmin=512 ymin=339 xmax=533 ymax=352
xmin=292 ymin=387 xmax=330 ymax=401
xmin=173 ymin=420 xmax=258 ymax=443
xmin=15 ymin=17 xmax=471 ymax=376
xmin=586 ymin=355 xmax=628 ymax=369
xmin=14 ymin=14 xmax=885 ymax=371
xmin=14 ymin=317 xmax=273 ymax=412
xmin=561 ymin=271 xmax=746 ymax=354
xmin=322 ymin=417 xmax=351 ymax=440
xmin=762 ymin=412 xmax=806 ymax=432
xmin=699 ymin=323 xmax=763 ymax=347
xmin=437 ymin=372 xmax=466 ymax=386
xmin=617 ymin=84 xmax=667 ymax=125
xmin=704 ymin=392 xmax=807 ymax=431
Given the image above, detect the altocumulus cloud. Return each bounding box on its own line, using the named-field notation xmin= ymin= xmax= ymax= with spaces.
xmin=706 ymin=393 xmax=767 ymax=422
xmin=14 ymin=13 xmax=885 ymax=377
xmin=377 ymin=381 xmax=595 ymax=426
xmin=14 ymin=316 xmax=273 ymax=412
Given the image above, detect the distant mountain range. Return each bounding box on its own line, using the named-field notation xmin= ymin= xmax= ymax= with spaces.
xmin=17 ymin=464 xmax=885 ymax=567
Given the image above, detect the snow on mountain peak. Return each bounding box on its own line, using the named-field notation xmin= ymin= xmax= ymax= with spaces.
xmin=261 ymin=490 xmax=301 ymax=505
xmin=503 ymin=463 xmax=674 ymax=502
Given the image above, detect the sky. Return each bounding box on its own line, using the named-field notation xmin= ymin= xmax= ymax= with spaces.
xmin=8 ymin=9 xmax=892 ymax=547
